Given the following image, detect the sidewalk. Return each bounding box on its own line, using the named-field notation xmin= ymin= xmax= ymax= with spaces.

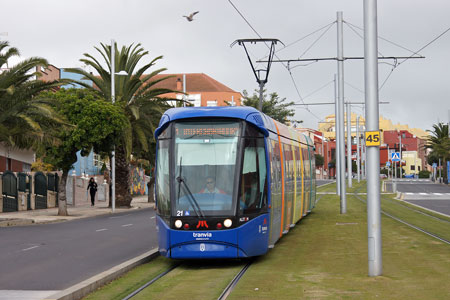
xmin=0 ymin=195 xmax=154 ymax=227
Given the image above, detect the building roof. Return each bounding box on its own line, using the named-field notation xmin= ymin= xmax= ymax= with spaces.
xmin=151 ymin=73 xmax=237 ymax=93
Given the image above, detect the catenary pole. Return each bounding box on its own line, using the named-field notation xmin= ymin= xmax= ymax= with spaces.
xmin=364 ymin=0 xmax=382 ymax=276
xmin=183 ymin=74 xmax=186 ymax=107
xmin=335 ymin=74 xmax=340 ymax=195
xmin=357 ymin=115 xmax=361 ymax=182
xmin=347 ymin=102 xmax=352 ymax=187
xmin=337 ymin=11 xmax=347 ymax=213
xmin=399 ymin=133 xmax=403 ymax=179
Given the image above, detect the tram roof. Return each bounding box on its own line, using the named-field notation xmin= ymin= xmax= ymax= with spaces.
xmin=155 ymin=107 xmax=309 ymax=144
xmin=155 ymin=106 xmax=272 ymax=137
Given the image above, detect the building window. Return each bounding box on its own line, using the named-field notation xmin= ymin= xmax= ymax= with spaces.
xmin=6 ymin=158 xmax=11 ymax=170
xmin=410 ymin=165 xmax=415 ymax=171
xmin=207 ymin=100 xmax=217 ymax=107
xmin=22 ymin=163 xmax=31 ymax=172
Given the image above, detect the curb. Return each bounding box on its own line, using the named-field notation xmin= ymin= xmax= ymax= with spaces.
xmin=44 ymin=249 xmax=159 ymax=300
xmin=0 ymin=218 xmax=35 ymax=227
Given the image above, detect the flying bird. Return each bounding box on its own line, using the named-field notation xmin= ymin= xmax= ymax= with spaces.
xmin=183 ymin=11 xmax=199 ymax=22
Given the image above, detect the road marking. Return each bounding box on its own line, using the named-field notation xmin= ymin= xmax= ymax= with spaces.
xmin=109 ymin=214 xmax=131 ymax=219
xmin=96 ymin=228 xmax=108 ymax=232
xmin=22 ymin=245 xmax=39 ymax=251
xmin=150 ymin=216 xmax=156 ymax=219
xmin=419 ymin=193 xmax=427 ymax=195
xmin=433 ymin=193 xmax=443 ymax=195
xmin=122 ymin=224 xmax=133 ymax=227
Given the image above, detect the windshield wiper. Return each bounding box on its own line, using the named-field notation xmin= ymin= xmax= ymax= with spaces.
xmin=177 ymin=157 xmax=204 ymax=218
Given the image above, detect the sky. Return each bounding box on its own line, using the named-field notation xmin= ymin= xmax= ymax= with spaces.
xmin=2 ymin=0 xmax=450 ymax=132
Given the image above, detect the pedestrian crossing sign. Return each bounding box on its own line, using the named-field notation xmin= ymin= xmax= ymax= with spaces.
xmin=391 ymin=152 xmax=401 ymax=162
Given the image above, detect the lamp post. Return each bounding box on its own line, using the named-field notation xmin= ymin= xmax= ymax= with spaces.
xmin=111 ymin=39 xmax=128 ymax=213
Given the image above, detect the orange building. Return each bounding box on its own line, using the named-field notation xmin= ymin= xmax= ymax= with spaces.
xmin=152 ymin=73 xmax=242 ymax=107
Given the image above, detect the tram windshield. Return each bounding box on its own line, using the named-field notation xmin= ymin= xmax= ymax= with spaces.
xmin=174 ymin=121 xmax=240 ymax=216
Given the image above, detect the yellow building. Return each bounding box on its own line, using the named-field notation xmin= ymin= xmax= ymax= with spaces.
xmin=318 ymin=113 xmax=428 ymax=141
xmin=402 ymin=151 xmax=423 ymax=175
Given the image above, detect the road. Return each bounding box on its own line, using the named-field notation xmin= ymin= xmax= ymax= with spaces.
xmin=0 ymin=208 xmax=158 ymax=292
xmin=386 ymin=179 xmax=450 ymax=216
xmin=316 ymin=179 xmax=334 ymax=186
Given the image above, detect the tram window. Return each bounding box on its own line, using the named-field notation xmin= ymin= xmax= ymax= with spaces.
xmin=156 ymin=139 xmax=170 ymax=217
xmin=158 ymin=123 xmax=171 ymax=139
xmin=239 ymin=138 xmax=267 ymax=214
xmin=173 ymin=121 xmax=240 ymax=216
xmin=243 ymin=123 xmax=264 ymax=138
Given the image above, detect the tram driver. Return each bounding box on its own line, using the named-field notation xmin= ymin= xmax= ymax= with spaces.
xmin=199 ymin=176 xmax=226 ymax=194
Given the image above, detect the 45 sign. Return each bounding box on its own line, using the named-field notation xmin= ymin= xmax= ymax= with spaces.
xmin=365 ymin=131 xmax=381 ymax=146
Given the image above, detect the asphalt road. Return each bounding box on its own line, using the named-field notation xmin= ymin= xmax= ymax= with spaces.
xmin=0 ymin=208 xmax=158 ymax=290
xmin=316 ymin=179 xmax=334 ymax=186
xmin=386 ymin=179 xmax=450 ymax=216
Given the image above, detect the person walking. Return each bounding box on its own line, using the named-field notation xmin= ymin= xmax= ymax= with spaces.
xmin=87 ymin=177 xmax=98 ymax=206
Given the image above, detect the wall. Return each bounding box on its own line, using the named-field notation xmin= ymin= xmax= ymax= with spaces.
xmin=130 ymin=167 xmax=149 ymax=195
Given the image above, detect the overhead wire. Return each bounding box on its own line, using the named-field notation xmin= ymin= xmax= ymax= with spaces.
xmin=227 ymin=0 xmax=325 ymax=122
xmin=297 ymin=22 xmax=335 ymax=59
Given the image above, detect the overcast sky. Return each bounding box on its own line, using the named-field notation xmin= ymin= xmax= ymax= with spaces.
xmin=3 ymin=0 xmax=450 ymax=131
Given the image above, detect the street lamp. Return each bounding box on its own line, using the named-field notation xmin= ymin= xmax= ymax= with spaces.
xmin=111 ymin=39 xmax=128 ymax=212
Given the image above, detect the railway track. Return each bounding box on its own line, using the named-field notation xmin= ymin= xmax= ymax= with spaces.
xmin=121 ymin=259 xmax=253 ymax=300
xmin=352 ymin=188 xmax=450 ymax=245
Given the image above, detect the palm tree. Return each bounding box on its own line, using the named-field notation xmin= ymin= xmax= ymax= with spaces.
xmin=0 ymin=41 xmax=63 ymax=149
xmin=426 ymin=123 xmax=450 ymax=181
xmin=66 ymin=42 xmax=176 ymax=207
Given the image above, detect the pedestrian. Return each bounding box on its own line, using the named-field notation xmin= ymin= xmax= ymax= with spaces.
xmin=87 ymin=177 xmax=98 ymax=206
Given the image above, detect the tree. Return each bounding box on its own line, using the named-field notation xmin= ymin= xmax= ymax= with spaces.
xmin=242 ymin=89 xmax=296 ymax=125
xmin=315 ymin=154 xmax=324 ymax=167
xmin=65 ymin=43 xmax=176 ymax=207
xmin=425 ymin=123 xmax=450 ymax=182
xmin=0 ymin=41 xmax=63 ymax=148
xmin=39 ymin=89 xmax=128 ymax=216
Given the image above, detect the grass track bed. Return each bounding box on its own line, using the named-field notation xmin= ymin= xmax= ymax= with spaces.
xmin=85 ymin=184 xmax=450 ymax=300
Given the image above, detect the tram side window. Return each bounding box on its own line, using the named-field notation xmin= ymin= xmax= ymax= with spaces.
xmin=156 ymin=139 xmax=171 ymax=217
xmin=239 ymin=138 xmax=267 ymax=214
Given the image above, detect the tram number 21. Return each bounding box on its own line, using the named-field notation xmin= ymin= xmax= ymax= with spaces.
xmin=365 ymin=131 xmax=381 ymax=146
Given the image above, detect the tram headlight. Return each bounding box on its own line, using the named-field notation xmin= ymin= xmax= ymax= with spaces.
xmin=224 ymin=219 xmax=232 ymax=228
xmin=174 ymin=219 xmax=183 ymax=228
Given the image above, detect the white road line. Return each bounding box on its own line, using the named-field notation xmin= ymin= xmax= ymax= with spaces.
xmin=22 ymin=245 xmax=39 ymax=251
xmin=122 ymin=224 xmax=133 ymax=227
xmin=434 ymin=193 xmax=443 ymax=196
xmin=150 ymin=216 xmax=156 ymax=219
xmin=419 ymin=193 xmax=427 ymax=195
xmin=96 ymin=228 xmax=108 ymax=232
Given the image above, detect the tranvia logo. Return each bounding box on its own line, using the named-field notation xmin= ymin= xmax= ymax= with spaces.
xmin=200 ymin=243 xmax=206 ymax=252
xmin=193 ymin=232 xmax=212 ymax=238
xmin=196 ymin=220 xmax=208 ymax=228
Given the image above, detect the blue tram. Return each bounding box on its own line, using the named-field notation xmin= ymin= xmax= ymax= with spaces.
xmin=154 ymin=106 xmax=316 ymax=259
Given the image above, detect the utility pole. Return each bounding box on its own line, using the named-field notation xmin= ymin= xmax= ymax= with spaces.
xmin=335 ymin=74 xmax=340 ymax=196
xmin=347 ymin=102 xmax=353 ymax=187
xmin=357 ymin=115 xmax=361 ymax=182
xmin=364 ymin=0 xmax=382 ymax=276
xmin=337 ymin=11 xmax=347 ymax=213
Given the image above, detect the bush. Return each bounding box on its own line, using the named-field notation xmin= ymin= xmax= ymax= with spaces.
xmin=418 ymin=170 xmax=431 ymax=178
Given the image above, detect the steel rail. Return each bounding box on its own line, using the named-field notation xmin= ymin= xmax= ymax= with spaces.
xmin=121 ymin=263 xmax=181 ymax=300
xmin=352 ymin=189 xmax=450 ymax=245
xmin=217 ymin=260 xmax=253 ymax=300
xmin=380 ymin=194 xmax=450 ymax=224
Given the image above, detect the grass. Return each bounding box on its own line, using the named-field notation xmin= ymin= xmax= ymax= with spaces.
xmin=228 ymin=194 xmax=450 ymax=299
xmin=85 ymin=188 xmax=450 ymax=300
